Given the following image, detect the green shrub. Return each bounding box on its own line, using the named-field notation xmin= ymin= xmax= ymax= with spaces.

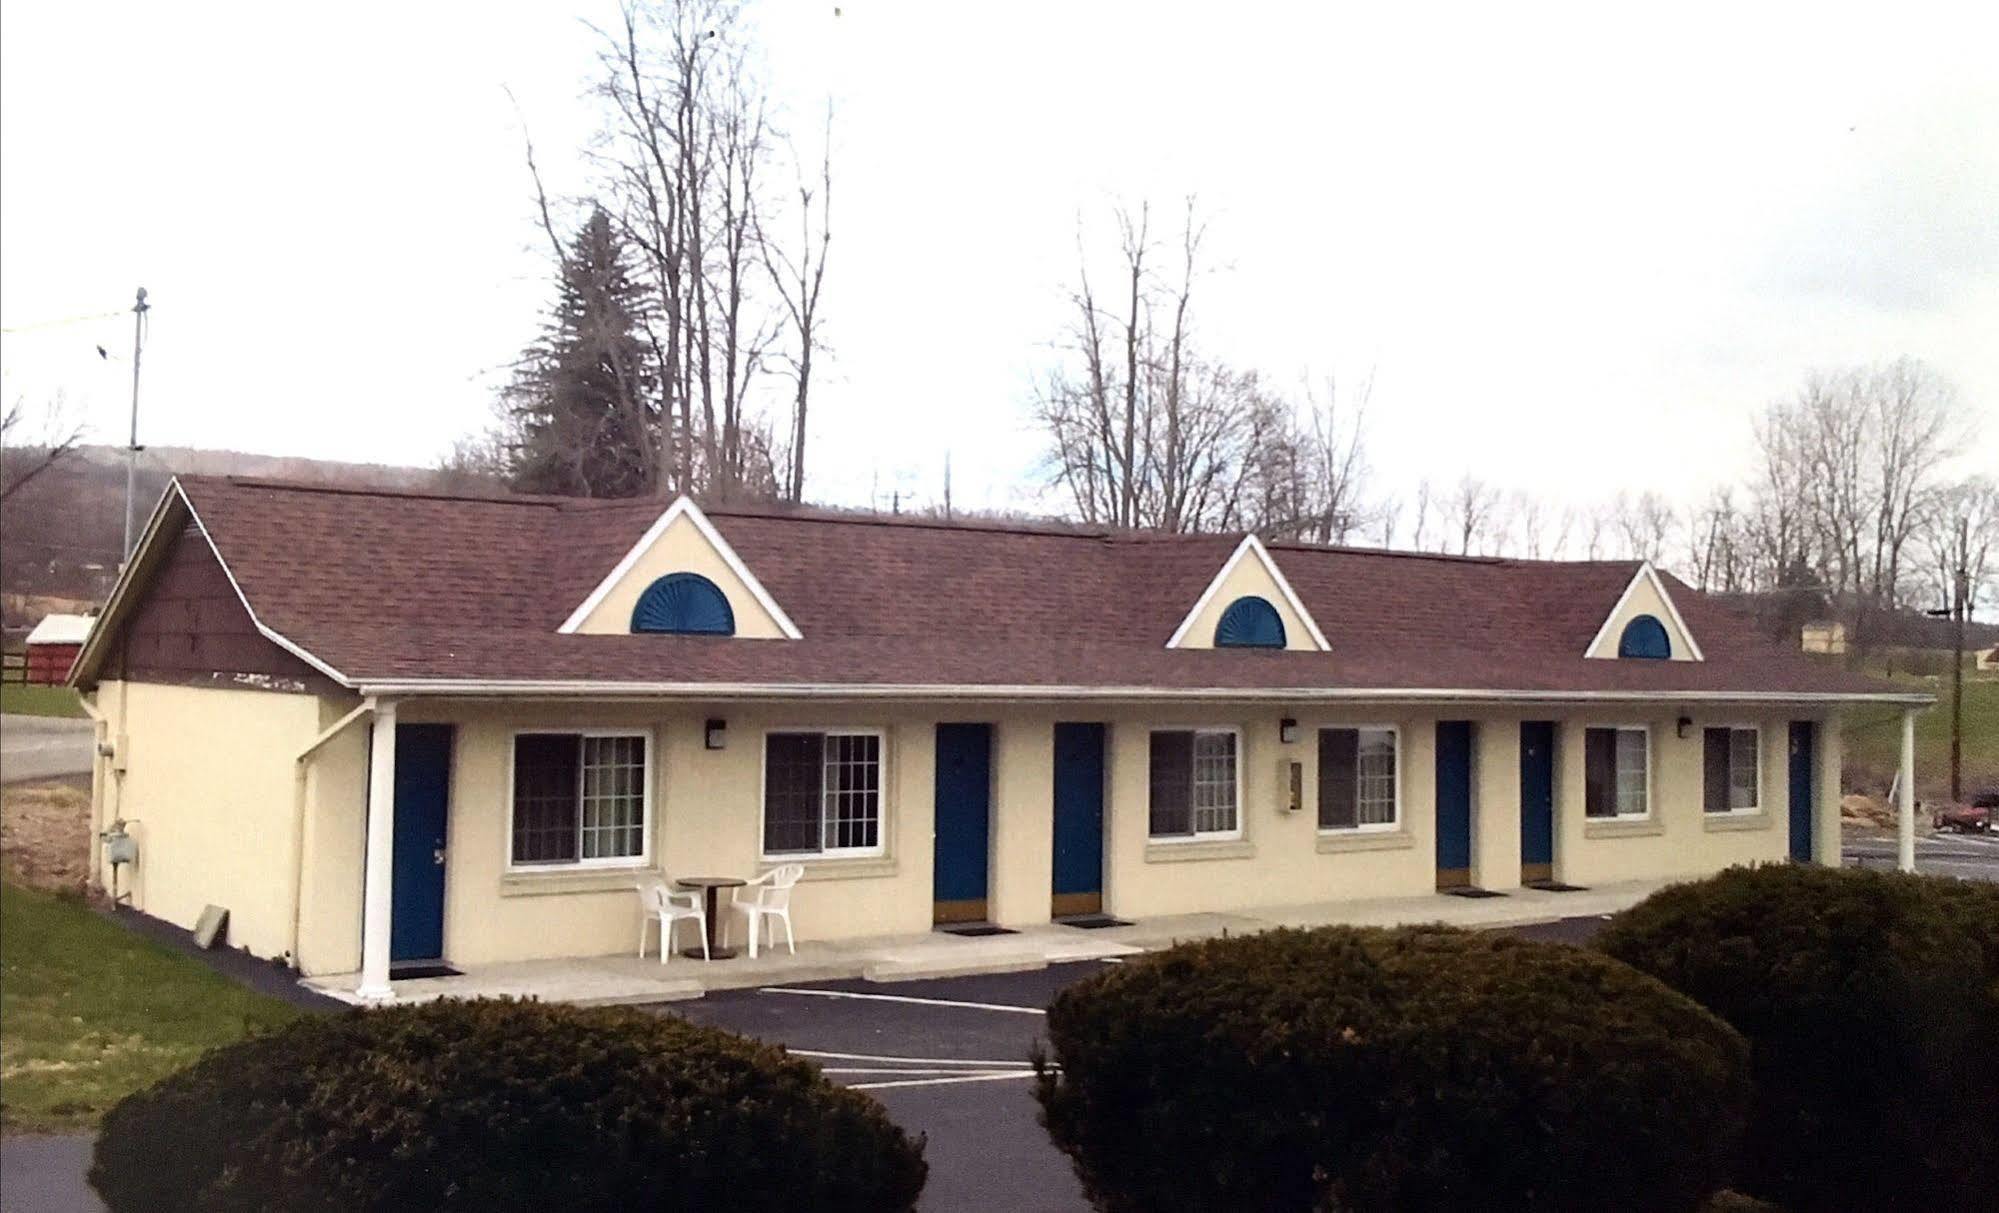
xmin=1596 ymin=864 xmax=1999 ymax=1212
xmin=91 ymin=998 xmax=925 ymax=1213
xmin=1034 ymin=925 xmax=1749 ymax=1213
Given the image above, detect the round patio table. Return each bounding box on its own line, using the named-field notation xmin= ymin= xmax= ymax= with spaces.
xmin=674 ymin=876 xmax=747 ymax=959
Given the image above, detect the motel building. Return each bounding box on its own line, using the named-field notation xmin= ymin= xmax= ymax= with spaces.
xmin=70 ymin=477 xmax=1931 ymax=999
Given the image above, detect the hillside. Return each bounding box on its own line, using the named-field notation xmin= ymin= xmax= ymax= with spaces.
xmin=0 ymin=444 xmax=468 ymax=638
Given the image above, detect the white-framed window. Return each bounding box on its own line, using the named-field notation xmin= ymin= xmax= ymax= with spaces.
xmin=1149 ymin=727 xmax=1241 ymax=840
xmin=762 ymin=729 xmax=886 ymax=858
xmin=1584 ymin=726 xmax=1650 ymax=820
xmin=509 ymin=730 xmax=651 ymax=867
xmin=1703 ymin=725 xmax=1761 ymax=814
xmin=1318 ymin=725 xmax=1401 ymax=831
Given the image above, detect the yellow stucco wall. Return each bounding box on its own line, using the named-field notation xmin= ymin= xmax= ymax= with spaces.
xmin=1171 ymin=546 xmax=1322 ymax=650
xmin=1586 ymin=570 xmax=1699 ymax=660
xmin=88 ymin=680 xmax=323 ymax=962
xmin=1552 ymin=710 xmax=1802 ymax=885
xmin=209 ymin=695 xmax=1841 ymax=973
xmin=571 ymin=511 xmax=790 ymax=637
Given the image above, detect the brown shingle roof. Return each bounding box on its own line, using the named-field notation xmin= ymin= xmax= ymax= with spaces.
xmin=154 ymin=476 xmax=1915 ymax=702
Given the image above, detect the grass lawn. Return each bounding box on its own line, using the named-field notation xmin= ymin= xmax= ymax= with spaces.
xmin=0 ymin=682 xmax=86 ymax=718
xmin=1841 ymin=674 xmax=1999 ymax=799
xmin=0 ymin=882 xmax=298 ymax=1133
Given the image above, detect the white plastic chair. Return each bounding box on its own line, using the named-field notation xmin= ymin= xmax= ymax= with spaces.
xmin=731 ymin=864 xmax=803 ymax=958
xmin=637 ymin=879 xmax=708 ymax=964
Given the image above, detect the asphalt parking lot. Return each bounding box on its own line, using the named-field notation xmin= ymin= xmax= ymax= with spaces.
xmin=1844 ymin=831 xmax=1999 ymax=882
xmin=660 ymin=914 xmax=1612 ymax=1213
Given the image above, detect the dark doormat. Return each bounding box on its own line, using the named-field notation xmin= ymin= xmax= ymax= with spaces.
xmin=1443 ymin=887 xmax=1508 ymax=899
xmin=1057 ymin=914 xmax=1132 ymax=929
xmin=1525 ymin=880 xmax=1589 ymax=893
xmin=937 ymin=923 xmax=1018 ymax=937
xmin=391 ymin=962 xmax=463 ymax=980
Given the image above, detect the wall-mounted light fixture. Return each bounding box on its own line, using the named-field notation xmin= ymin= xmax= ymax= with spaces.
xmin=1676 ymin=715 xmax=1692 ymax=740
xmin=705 ymin=718 xmax=728 ymax=750
xmin=1280 ymin=717 xmax=1299 ymax=744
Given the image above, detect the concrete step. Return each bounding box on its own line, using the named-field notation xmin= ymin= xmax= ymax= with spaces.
xmin=864 ymin=950 xmax=1048 ymax=983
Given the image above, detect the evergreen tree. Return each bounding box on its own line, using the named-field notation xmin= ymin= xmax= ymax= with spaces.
xmin=506 ymin=208 xmax=657 ymax=498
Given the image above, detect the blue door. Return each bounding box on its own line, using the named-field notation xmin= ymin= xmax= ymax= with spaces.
xmin=933 ymin=723 xmax=993 ymax=923
xmin=390 ymin=724 xmax=452 ymax=963
xmin=1435 ymin=720 xmax=1475 ymax=888
xmin=1788 ymin=721 xmax=1816 ymax=863
xmin=1052 ymin=723 xmax=1106 ymax=917
xmin=1519 ymin=721 xmax=1556 ymax=884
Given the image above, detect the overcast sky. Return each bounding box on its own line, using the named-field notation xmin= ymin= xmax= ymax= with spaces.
xmin=3 ymin=1 xmax=1995 ymax=523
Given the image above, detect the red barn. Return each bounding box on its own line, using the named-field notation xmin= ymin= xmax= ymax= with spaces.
xmin=23 ymin=614 xmax=93 ymax=685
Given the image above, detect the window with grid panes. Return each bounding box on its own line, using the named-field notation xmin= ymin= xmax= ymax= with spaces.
xmin=762 ymin=731 xmax=883 ymax=856
xmin=1148 ymin=729 xmax=1239 ymax=838
xmin=511 ymin=733 xmax=647 ymax=865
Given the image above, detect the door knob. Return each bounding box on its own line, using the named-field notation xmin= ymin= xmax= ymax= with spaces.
xmin=433 ymin=848 xmax=446 ymax=865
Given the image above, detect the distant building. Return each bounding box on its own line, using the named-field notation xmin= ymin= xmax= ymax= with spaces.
xmin=1978 ymin=645 xmax=1999 ymax=672
xmin=24 ymin=613 xmax=93 ymax=684
xmin=1801 ymin=620 xmax=1847 ymax=655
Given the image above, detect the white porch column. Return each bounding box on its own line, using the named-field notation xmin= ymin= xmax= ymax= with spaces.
xmin=357 ymin=699 xmax=398 ymax=1000
xmin=1896 ymin=708 xmax=1916 ymax=874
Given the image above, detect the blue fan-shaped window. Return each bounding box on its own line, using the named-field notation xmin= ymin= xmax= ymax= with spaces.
xmin=632 ymin=573 xmax=735 ymax=635
xmin=1215 ymin=596 xmax=1287 ymax=648
xmin=1617 ymin=614 xmax=1671 ymax=659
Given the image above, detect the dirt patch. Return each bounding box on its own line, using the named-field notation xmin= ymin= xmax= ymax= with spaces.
xmin=1841 ymin=793 xmax=1896 ymax=828
xmin=2 ymin=777 xmax=92 ymax=893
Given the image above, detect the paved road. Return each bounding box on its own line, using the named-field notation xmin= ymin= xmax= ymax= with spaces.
xmin=1845 ymin=832 xmax=1999 ymax=882
xmin=0 ymin=714 xmax=93 ymax=784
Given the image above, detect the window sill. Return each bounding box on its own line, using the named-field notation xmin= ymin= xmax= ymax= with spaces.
xmin=1144 ymin=838 xmax=1254 ymax=864
xmin=786 ymin=855 xmax=899 ymax=882
xmin=1702 ymin=812 xmax=1771 ymax=833
xmin=499 ymin=865 xmax=656 ymax=897
xmin=1583 ymin=818 xmax=1664 ymax=839
xmin=1316 ymin=829 xmax=1416 ymax=854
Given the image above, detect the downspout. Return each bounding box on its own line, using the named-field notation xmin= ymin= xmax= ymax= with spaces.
xmin=76 ymin=693 xmax=113 ymax=897
xmin=288 ymin=698 xmax=375 ymax=970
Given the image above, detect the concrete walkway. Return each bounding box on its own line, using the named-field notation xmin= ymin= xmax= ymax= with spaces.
xmin=0 ymin=714 xmax=93 ymax=784
xmin=304 ymin=879 xmax=1670 ymax=1007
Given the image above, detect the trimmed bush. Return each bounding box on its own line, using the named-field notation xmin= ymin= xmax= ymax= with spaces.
xmin=1596 ymin=864 xmax=1999 ymax=1213
xmin=91 ymin=998 xmax=925 ymax=1212
xmin=1034 ymin=925 xmax=1749 ymax=1213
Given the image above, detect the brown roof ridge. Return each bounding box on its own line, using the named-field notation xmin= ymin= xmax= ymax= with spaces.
xmin=177 ymin=474 xmax=569 ymax=510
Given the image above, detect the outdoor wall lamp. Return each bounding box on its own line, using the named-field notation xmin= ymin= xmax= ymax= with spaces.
xmin=1676 ymin=715 xmax=1692 ymax=739
xmin=705 ymin=718 xmax=727 ymax=750
xmin=1280 ymin=717 xmax=1300 ymax=744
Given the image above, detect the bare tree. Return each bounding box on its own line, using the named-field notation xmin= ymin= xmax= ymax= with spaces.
xmin=0 ymin=393 xmax=86 ymax=504
xmin=1409 ymin=479 xmax=1434 ymax=551
xmin=757 ymin=106 xmax=832 ymax=503
xmin=1610 ymin=490 xmax=1676 ymax=564
xmin=1447 ymin=474 xmax=1500 ymax=555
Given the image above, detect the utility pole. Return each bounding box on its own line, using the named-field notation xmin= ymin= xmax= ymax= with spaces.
xmin=121 ymin=287 xmax=150 ymax=563
xmin=1928 ymin=514 xmax=1972 ymax=803
xmin=1949 ymin=515 xmax=1968 ymax=804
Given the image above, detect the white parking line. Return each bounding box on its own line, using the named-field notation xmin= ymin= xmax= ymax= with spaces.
xmin=762 ymin=986 xmax=1046 ymax=1015
xmin=848 ymin=1072 xmax=1040 ymax=1092
xmin=790 ymin=1048 xmax=1034 ymax=1068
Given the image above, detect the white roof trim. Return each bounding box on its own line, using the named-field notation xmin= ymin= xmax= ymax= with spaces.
xmin=69 ymin=479 xmax=349 ymax=687
xmin=351 ymin=678 xmax=1931 ymax=707
xmin=1584 ymin=561 xmax=1706 ymax=662
xmin=1164 ymin=534 xmax=1331 ymax=651
xmin=555 ymin=495 xmax=803 ymax=639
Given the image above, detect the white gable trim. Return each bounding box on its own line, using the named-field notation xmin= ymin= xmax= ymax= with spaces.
xmin=556 ymin=496 xmax=803 ymax=638
xmin=1164 ymin=534 xmax=1332 ymax=652
xmin=1584 ymin=561 xmax=1705 ymax=662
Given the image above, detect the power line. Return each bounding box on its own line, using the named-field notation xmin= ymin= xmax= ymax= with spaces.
xmin=0 ymin=309 xmax=127 ymax=334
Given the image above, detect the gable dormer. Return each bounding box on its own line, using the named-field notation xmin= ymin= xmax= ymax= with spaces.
xmin=1583 ymin=562 xmax=1703 ymax=661
xmin=558 ymin=497 xmax=800 ymax=638
xmin=1167 ymin=535 xmax=1330 ymax=652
